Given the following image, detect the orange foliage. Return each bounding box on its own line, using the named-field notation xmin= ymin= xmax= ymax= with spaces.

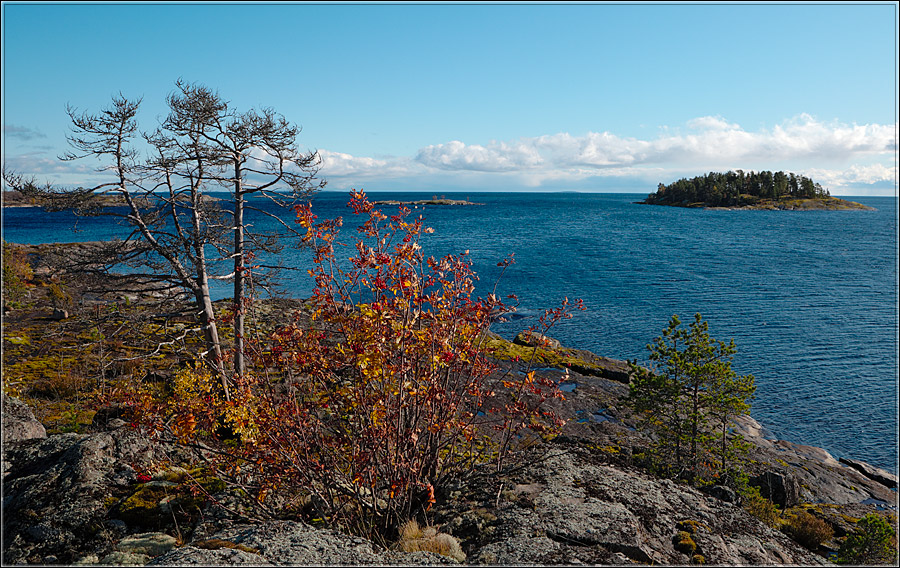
xmin=112 ymin=191 xmax=581 ymax=537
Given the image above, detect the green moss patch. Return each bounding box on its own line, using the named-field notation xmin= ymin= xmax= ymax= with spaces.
xmin=676 ymin=519 xmax=709 ymax=534
xmin=673 ymin=530 xmax=697 ymax=554
xmin=112 ymin=467 xmax=226 ymax=529
xmin=478 ymin=333 xmax=608 ymax=377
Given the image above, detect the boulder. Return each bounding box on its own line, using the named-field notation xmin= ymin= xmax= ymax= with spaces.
xmin=750 ymin=471 xmax=801 ymax=508
xmin=514 ymin=330 xmax=561 ymax=350
xmin=1 ymin=394 xmax=47 ymax=445
xmin=701 ymin=484 xmax=738 ymax=504
xmin=1 ymin=426 xmax=172 ymax=565
xmin=443 ymin=447 xmax=829 ymax=565
xmin=50 ymin=308 xmax=69 ymax=320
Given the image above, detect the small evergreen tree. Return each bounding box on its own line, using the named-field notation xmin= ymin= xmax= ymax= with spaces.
xmin=626 ymin=313 xmax=756 ymax=480
xmin=837 ymin=513 xmax=897 ymax=565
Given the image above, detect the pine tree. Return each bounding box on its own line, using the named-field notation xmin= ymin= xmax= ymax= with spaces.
xmin=627 ymin=313 xmax=756 ymax=480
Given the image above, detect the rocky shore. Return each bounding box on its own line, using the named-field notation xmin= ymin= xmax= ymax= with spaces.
xmin=3 ymin=339 xmax=897 ymax=565
xmin=638 ymin=196 xmax=874 ymax=211
xmin=703 ymin=197 xmax=874 ymax=211
xmin=2 ymin=243 xmax=896 ymax=566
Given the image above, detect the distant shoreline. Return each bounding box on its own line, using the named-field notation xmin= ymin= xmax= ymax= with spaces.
xmin=1 ymin=191 xmax=221 ymax=209
xmin=638 ymin=196 xmax=876 ymax=211
xmin=371 ymin=198 xmax=483 ymax=207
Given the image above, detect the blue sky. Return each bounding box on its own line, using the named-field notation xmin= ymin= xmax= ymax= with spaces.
xmin=2 ymin=1 xmax=898 ymax=195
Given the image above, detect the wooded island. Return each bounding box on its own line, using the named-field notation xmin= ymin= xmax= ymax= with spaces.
xmin=641 ymin=170 xmax=873 ymax=210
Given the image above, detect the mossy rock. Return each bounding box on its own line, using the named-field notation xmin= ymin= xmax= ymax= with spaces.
xmin=478 ymin=332 xmax=623 ymax=380
xmin=116 ymin=532 xmax=178 ymax=557
xmin=98 ymin=551 xmax=150 ymax=566
xmin=114 ymin=482 xmax=179 ymax=527
xmin=673 ymin=530 xmax=697 ymax=554
xmin=676 ymin=519 xmax=709 ymax=535
xmin=114 ymin=478 xmax=213 ymax=529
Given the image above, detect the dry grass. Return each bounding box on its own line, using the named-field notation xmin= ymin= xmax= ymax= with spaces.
xmin=397 ymin=520 xmax=466 ymax=563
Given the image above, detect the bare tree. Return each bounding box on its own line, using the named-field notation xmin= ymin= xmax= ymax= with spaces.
xmin=4 ymin=80 xmax=325 ymax=394
xmin=158 ymin=80 xmax=325 ymax=376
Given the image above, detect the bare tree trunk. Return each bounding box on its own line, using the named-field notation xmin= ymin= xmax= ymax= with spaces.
xmin=233 ymin=163 xmax=245 ymax=379
xmin=196 ymin=276 xmax=229 ymax=399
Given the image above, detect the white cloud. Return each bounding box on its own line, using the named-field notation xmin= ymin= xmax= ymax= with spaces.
xmin=765 ymin=114 xmax=896 ymax=159
xmin=14 ymin=114 xmax=893 ymax=195
xmin=318 ymin=149 xmax=418 ymax=178
xmin=686 ymin=116 xmax=741 ymax=131
xmin=416 ymin=140 xmax=543 ymax=172
xmin=405 ymin=115 xmax=896 ymax=176
xmin=803 ymin=163 xmax=898 ymax=190
xmin=394 ymin=115 xmax=896 ymax=192
xmin=2 ymin=152 xmax=92 ymax=177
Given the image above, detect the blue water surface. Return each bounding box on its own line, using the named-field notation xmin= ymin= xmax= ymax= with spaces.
xmin=3 ymin=192 xmax=897 ymax=473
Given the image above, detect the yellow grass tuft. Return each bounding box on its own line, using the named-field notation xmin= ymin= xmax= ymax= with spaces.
xmin=397 ymin=520 xmax=466 ymax=563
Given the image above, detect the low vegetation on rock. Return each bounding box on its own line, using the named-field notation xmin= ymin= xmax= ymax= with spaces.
xmin=396 ymin=519 xmax=466 ymax=562
xmin=783 ymin=509 xmax=835 ymax=551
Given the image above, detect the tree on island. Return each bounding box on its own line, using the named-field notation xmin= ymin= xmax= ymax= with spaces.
xmin=626 ymin=313 xmax=756 ymax=481
xmin=3 ymin=80 xmax=325 ymax=395
xmin=643 ymin=170 xmax=830 ymax=207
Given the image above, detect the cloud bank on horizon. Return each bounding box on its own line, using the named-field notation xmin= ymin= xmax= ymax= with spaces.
xmin=316 ymin=114 xmax=897 ymax=195
xmin=5 ymin=113 xmax=897 ymax=197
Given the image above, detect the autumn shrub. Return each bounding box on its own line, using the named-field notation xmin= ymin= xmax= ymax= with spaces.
xmin=783 ymin=509 xmax=834 ymax=551
xmin=118 ymin=191 xmax=576 ymax=540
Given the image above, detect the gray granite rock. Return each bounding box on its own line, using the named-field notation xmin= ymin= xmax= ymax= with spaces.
xmin=503 ymin=449 xmax=830 ymax=565
xmin=148 ymin=546 xmax=272 ymax=566
xmin=150 ymin=520 xmax=455 ymax=566
xmin=1 ymin=426 xmax=171 ymax=564
xmin=1 ymin=393 xmax=47 ymax=444
xmin=839 ymin=457 xmax=898 ymax=489
xmin=750 ymin=471 xmax=802 ymax=508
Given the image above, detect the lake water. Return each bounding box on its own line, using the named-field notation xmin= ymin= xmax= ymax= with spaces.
xmin=3 ymin=192 xmax=897 ymax=474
